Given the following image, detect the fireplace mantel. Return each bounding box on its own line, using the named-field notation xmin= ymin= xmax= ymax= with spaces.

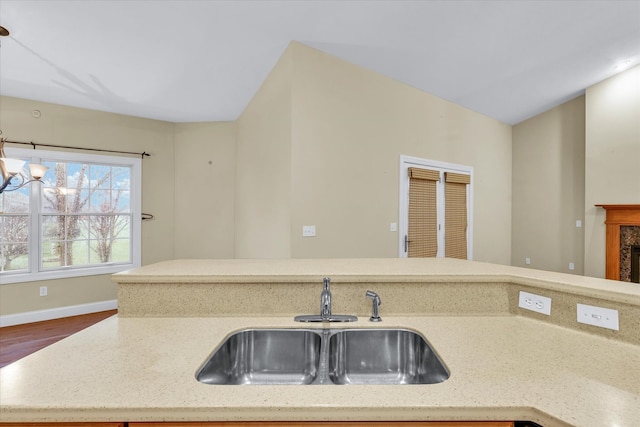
xmin=595 ymin=204 xmax=640 ymax=281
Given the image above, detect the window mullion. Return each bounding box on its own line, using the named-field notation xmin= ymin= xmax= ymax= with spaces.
xmin=30 ymin=155 xmax=43 ymax=274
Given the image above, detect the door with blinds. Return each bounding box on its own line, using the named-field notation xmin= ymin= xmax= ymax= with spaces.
xmin=399 ymin=156 xmax=473 ymax=259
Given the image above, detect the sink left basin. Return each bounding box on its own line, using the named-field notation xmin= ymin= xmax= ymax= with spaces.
xmin=196 ymin=329 xmax=322 ymax=385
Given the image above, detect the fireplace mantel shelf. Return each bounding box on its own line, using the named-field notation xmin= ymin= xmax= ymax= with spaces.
xmin=596 ymin=204 xmax=640 ymax=281
xmin=596 ymin=204 xmax=640 ymax=210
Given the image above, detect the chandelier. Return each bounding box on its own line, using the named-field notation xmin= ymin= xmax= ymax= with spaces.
xmin=0 ymin=135 xmax=48 ymax=194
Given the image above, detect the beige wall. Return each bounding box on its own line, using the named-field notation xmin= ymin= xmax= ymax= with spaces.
xmin=512 ymin=96 xmax=586 ymax=274
xmin=584 ymin=65 xmax=640 ymax=278
xmin=235 ymin=47 xmax=293 ymax=258
xmin=511 ymin=65 xmax=639 ymax=279
xmin=289 ymin=43 xmax=513 ymax=262
xmin=0 ymin=96 xmax=175 ymax=316
xmin=174 ymin=122 xmax=236 ymax=259
xmin=178 ymin=42 xmax=513 ymax=263
xmin=5 ymin=45 xmax=634 ymax=319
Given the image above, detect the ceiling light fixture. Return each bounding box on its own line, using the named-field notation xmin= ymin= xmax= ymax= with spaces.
xmin=0 ymin=133 xmax=48 ymax=194
xmin=614 ymin=59 xmax=634 ymax=71
xmin=0 ymin=25 xmax=53 ymax=193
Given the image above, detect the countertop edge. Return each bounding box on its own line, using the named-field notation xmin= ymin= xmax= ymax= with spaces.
xmin=0 ymin=405 xmax=564 ymax=426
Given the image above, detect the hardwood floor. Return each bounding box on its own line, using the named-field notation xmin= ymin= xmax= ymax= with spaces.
xmin=0 ymin=309 xmax=117 ymax=368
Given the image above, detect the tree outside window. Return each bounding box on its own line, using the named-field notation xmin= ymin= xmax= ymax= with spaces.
xmin=40 ymin=161 xmax=132 ymax=269
xmin=0 ymin=186 xmax=29 ymax=272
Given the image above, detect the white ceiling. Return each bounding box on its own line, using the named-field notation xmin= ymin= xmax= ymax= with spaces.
xmin=0 ymin=0 xmax=639 ymax=125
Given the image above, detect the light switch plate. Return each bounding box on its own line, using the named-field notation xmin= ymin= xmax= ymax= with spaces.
xmin=518 ymin=291 xmax=551 ymax=315
xmin=577 ymin=303 xmax=619 ymax=331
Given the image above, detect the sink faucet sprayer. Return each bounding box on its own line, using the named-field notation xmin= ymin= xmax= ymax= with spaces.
xmin=366 ymin=290 xmax=382 ymax=322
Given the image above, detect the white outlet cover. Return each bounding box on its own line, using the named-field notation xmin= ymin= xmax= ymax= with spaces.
xmin=302 ymin=225 xmax=316 ymax=237
xmin=518 ymin=291 xmax=551 ymax=316
xmin=577 ymin=303 xmax=619 ymax=331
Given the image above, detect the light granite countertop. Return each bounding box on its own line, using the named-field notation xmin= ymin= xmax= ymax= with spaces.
xmin=1 ymin=258 xmax=640 ymax=426
xmin=1 ymin=315 xmax=639 ymax=426
xmin=114 ymin=258 xmax=640 ymax=305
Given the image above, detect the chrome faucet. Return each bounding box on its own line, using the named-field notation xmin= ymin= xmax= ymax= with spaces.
xmin=320 ymin=277 xmax=332 ymax=320
xmin=294 ymin=277 xmax=358 ymax=323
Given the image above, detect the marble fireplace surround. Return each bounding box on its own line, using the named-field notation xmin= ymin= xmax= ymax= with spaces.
xmin=631 ymin=243 xmax=640 ymax=283
xmin=621 ymin=226 xmax=640 ymax=282
xmin=596 ymin=204 xmax=640 ymax=282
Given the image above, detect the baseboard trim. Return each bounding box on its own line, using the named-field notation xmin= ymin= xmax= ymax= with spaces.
xmin=0 ymin=300 xmax=118 ymax=327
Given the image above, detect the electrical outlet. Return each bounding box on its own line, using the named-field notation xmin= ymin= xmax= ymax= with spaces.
xmin=577 ymin=303 xmax=619 ymax=331
xmin=39 ymin=286 xmax=48 ymax=297
xmin=302 ymin=225 xmax=316 ymax=237
xmin=569 ymin=262 xmax=575 ymax=270
xmin=518 ymin=291 xmax=551 ymax=315
xmin=390 ymin=222 xmax=397 ymax=232
xmin=525 ymin=257 xmax=531 ymax=265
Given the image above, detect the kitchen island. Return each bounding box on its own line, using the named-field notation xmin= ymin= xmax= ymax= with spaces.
xmin=1 ymin=258 xmax=639 ymax=427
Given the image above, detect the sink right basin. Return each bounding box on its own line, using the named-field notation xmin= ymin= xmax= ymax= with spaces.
xmin=328 ymin=329 xmax=450 ymax=385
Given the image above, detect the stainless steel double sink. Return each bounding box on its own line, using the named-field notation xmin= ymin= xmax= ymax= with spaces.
xmin=195 ymin=328 xmax=450 ymax=385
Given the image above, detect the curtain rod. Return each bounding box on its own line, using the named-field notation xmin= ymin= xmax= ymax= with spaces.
xmin=3 ymin=139 xmax=150 ymax=159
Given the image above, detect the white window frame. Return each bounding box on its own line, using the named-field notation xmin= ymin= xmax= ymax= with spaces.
xmin=399 ymin=155 xmax=473 ymax=259
xmin=0 ymin=147 xmax=141 ymax=284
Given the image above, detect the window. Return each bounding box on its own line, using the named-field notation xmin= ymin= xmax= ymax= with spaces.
xmin=0 ymin=147 xmax=141 ymax=284
xmin=399 ymin=155 xmax=473 ymax=259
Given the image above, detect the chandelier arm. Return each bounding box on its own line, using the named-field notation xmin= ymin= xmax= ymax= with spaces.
xmin=0 ymin=176 xmax=13 ymax=193
xmin=0 ymin=173 xmax=31 ymax=193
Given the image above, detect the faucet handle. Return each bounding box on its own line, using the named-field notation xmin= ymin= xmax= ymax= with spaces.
xmin=366 ymin=290 xmax=382 ymax=322
xmin=323 ymin=277 xmax=331 ymax=290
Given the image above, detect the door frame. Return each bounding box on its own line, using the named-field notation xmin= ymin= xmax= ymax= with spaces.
xmin=399 ymin=155 xmax=473 ymax=259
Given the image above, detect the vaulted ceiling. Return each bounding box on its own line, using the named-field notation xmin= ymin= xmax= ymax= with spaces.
xmin=1 ymin=0 xmax=638 ymax=125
